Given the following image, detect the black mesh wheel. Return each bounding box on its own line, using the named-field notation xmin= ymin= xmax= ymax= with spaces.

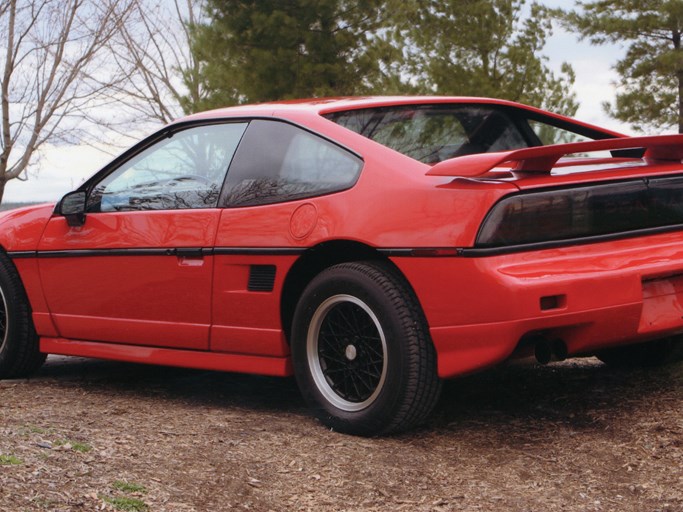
xmin=306 ymin=293 xmax=388 ymax=412
xmin=292 ymin=261 xmax=441 ymax=436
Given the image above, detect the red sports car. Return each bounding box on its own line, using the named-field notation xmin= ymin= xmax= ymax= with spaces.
xmin=2 ymin=97 xmax=683 ymax=435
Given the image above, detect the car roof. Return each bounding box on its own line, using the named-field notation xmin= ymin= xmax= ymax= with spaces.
xmin=181 ymin=96 xmax=560 ymax=118
xmin=178 ymin=96 xmax=626 ymax=139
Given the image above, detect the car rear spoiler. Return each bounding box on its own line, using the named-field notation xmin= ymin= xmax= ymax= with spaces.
xmin=426 ymin=134 xmax=683 ymax=177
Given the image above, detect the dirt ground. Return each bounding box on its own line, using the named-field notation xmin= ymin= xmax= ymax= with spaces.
xmin=1 ymin=355 xmax=682 ymax=512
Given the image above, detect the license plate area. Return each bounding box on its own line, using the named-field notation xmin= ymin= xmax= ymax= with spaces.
xmin=639 ymin=273 xmax=683 ymax=333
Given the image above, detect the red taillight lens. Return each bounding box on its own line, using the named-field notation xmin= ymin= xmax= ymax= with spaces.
xmin=476 ymin=176 xmax=683 ymax=248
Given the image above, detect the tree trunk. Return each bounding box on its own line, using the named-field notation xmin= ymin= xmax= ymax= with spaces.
xmin=674 ymin=31 xmax=683 ymax=133
xmin=679 ymin=71 xmax=683 ymax=134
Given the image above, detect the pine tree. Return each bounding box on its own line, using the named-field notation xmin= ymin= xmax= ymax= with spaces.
xmin=386 ymin=0 xmax=578 ymax=116
xmin=562 ymin=0 xmax=683 ymax=133
xmin=190 ymin=0 xmax=387 ymax=108
xmin=190 ymin=0 xmax=576 ymax=117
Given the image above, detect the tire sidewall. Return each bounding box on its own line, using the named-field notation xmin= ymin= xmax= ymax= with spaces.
xmin=0 ymin=252 xmax=44 ymax=379
xmin=0 ymin=265 xmax=21 ymax=371
xmin=292 ymin=264 xmax=413 ymax=435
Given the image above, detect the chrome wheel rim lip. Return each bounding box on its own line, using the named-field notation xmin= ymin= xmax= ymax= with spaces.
xmin=307 ymin=294 xmax=388 ymax=412
xmin=0 ymin=285 xmax=7 ymax=352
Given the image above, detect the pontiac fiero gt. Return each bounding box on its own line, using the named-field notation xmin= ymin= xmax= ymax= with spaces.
xmin=1 ymin=97 xmax=682 ymax=435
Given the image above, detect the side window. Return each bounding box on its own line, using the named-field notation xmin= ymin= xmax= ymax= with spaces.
xmin=88 ymin=123 xmax=248 ymax=212
xmin=222 ymin=120 xmax=362 ymax=207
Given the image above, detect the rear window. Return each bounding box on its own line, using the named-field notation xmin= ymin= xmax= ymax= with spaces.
xmin=325 ymin=105 xmax=529 ymax=164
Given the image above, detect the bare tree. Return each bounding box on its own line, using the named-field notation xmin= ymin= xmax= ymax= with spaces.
xmin=0 ymin=0 xmax=134 ymax=204
xmin=105 ymin=0 xmax=206 ymax=127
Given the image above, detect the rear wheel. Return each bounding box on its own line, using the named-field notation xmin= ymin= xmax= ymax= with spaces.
xmin=596 ymin=337 xmax=683 ymax=368
xmin=0 ymin=252 xmax=46 ymax=379
xmin=291 ymin=261 xmax=441 ymax=436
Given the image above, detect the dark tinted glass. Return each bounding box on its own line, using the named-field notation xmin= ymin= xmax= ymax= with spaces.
xmin=325 ymin=105 xmax=529 ymax=163
xmin=222 ymin=120 xmax=362 ymax=207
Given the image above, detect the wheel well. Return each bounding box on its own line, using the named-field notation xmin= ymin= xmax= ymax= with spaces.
xmin=280 ymin=240 xmax=395 ymax=342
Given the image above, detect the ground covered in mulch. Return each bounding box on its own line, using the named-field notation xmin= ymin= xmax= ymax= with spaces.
xmin=1 ymin=356 xmax=682 ymax=511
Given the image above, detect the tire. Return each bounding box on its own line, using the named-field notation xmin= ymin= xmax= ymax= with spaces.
xmin=291 ymin=261 xmax=441 ymax=436
xmin=596 ymin=336 xmax=683 ymax=368
xmin=0 ymin=252 xmax=46 ymax=379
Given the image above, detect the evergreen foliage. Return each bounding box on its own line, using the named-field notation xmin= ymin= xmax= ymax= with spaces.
xmin=189 ymin=0 xmax=577 ymax=116
xmin=562 ymin=1 xmax=683 ymax=133
xmin=385 ymin=0 xmax=577 ymax=116
xmin=190 ymin=0 xmax=389 ymax=109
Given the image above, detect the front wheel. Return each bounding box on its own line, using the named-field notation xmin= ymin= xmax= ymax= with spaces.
xmin=291 ymin=262 xmax=441 ymax=436
xmin=0 ymin=252 xmax=46 ymax=379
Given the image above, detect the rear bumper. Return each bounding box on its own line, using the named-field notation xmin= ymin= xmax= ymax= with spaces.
xmin=393 ymin=231 xmax=683 ymax=378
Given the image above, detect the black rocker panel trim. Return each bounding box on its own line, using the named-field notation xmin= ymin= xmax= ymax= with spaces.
xmin=9 ymin=246 xmax=480 ymax=259
xmin=7 ymin=247 xmax=307 ymax=259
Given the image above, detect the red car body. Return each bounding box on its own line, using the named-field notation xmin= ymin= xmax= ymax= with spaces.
xmin=2 ymin=96 xmax=683 ymax=435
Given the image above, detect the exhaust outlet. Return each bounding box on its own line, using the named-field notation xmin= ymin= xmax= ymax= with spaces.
xmin=552 ymin=339 xmax=568 ymax=361
xmin=534 ymin=339 xmax=568 ymax=364
xmin=534 ymin=340 xmax=552 ymax=364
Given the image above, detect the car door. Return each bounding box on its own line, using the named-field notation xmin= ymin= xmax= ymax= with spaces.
xmin=209 ymin=120 xmax=363 ymax=357
xmin=38 ymin=122 xmax=248 ymax=350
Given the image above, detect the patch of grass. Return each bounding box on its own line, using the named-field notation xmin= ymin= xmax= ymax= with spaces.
xmin=54 ymin=439 xmax=92 ymax=453
xmin=101 ymin=496 xmax=148 ymax=512
xmin=0 ymin=454 xmax=22 ymax=465
xmin=103 ymin=480 xmax=148 ymax=511
xmin=70 ymin=441 xmax=92 ymax=453
xmin=113 ymin=480 xmax=147 ymax=494
xmin=20 ymin=424 xmax=48 ymax=435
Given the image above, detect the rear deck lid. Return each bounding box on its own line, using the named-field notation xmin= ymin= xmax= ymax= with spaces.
xmin=430 ymin=135 xmax=683 ymax=252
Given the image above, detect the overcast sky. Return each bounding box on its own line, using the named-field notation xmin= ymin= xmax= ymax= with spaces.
xmin=5 ymin=1 xmax=634 ymax=204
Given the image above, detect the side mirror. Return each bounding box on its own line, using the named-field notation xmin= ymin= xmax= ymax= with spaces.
xmin=58 ymin=190 xmax=87 ymax=227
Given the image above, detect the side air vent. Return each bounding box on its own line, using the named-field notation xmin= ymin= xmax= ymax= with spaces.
xmin=248 ymin=265 xmax=277 ymax=292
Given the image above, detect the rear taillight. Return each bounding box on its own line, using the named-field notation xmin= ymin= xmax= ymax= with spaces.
xmin=476 ymin=176 xmax=683 ymax=248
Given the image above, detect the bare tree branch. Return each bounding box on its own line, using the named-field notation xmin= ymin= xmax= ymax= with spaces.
xmin=104 ymin=0 xmax=207 ymax=128
xmin=0 ymin=0 xmax=135 ymax=203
